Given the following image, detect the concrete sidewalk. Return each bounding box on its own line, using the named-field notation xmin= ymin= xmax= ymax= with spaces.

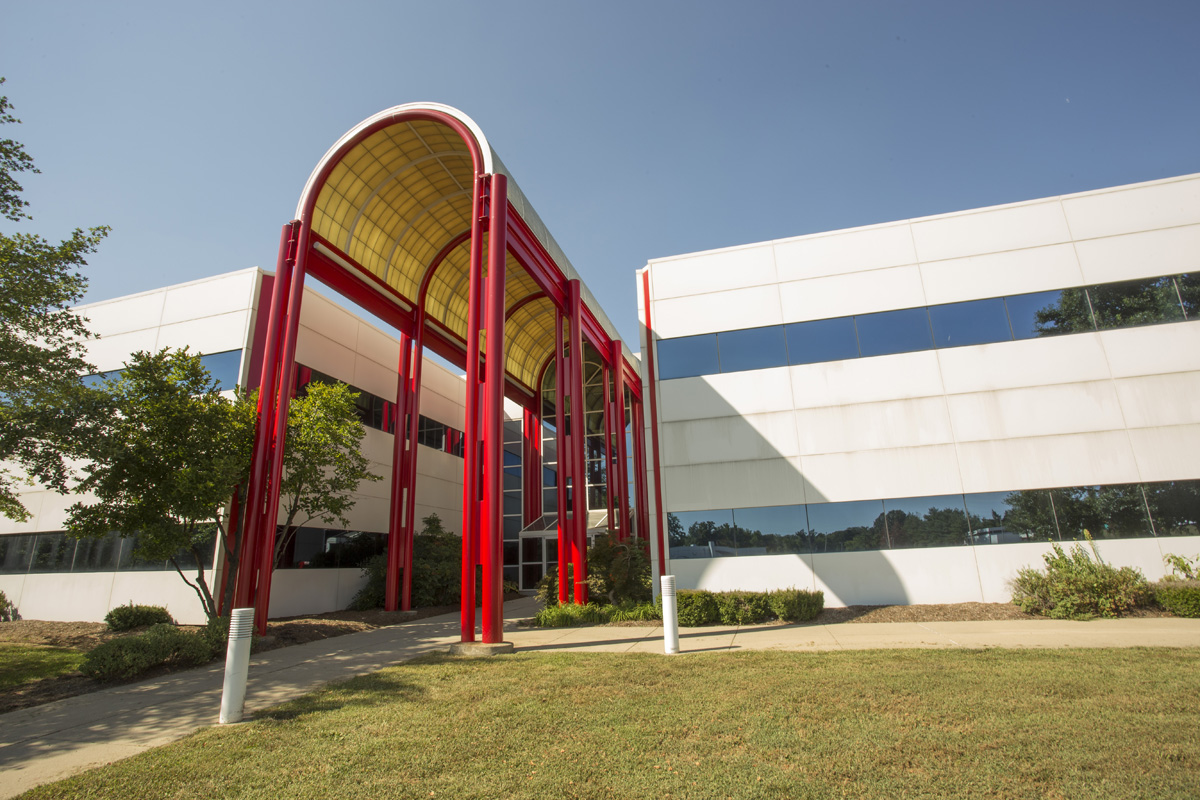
xmin=3 ymin=604 xmax=1198 ymax=798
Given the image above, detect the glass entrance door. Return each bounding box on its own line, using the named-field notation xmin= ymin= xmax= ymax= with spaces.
xmin=519 ymin=534 xmax=559 ymax=591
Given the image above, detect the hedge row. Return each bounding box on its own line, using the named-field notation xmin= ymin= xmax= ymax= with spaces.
xmin=1154 ymin=580 xmax=1200 ymax=618
xmin=81 ymin=616 xmax=238 ymax=682
xmin=676 ymin=588 xmax=823 ymax=626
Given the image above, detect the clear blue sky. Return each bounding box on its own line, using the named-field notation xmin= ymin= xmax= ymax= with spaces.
xmin=4 ymin=0 xmax=1198 ymax=347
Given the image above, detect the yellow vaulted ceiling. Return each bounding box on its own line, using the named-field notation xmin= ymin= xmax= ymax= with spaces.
xmin=308 ymin=117 xmax=555 ymax=391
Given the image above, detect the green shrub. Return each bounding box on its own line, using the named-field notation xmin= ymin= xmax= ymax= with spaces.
xmin=104 ymin=603 xmax=175 ymax=631
xmin=81 ymin=624 xmax=214 ymax=681
xmin=533 ymin=602 xmax=613 ymax=627
xmin=1154 ymin=579 xmax=1200 ymax=618
xmin=201 ymin=615 xmax=260 ymax=655
xmin=586 ymin=534 xmax=653 ymax=605
xmin=715 ymin=591 xmax=772 ymax=625
xmin=0 ymin=590 xmax=17 ymax=622
xmin=608 ymin=601 xmax=661 ymax=622
xmin=675 ymin=590 xmax=719 ymax=627
xmin=347 ymin=514 xmax=468 ymax=611
xmin=1010 ymin=543 xmax=1152 ymax=619
xmin=348 ymin=554 xmax=388 ymax=611
xmin=768 ymin=588 xmax=824 ymax=622
xmin=1164 ymin=553 xmax=1199 ymax=580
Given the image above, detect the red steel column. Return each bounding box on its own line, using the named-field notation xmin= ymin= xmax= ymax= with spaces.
xmin=480 ymin=173 xmax=508 ymax=644
xmin=460 ymin=175 xmax=486 ymax=641
xmin=400 ymin=313 xmax=425 ymax=610
xmin=252 ymin=223 xmax=312 ymax=635
xmin=554 ymin=312 xmax=569 ymax=604
xmin=522 ymin=407 xmax=541 ymax=527
xmin=640 ymin=271 xmax=666 ymax=577
xmin=384 ymin=331 xmax=413 ymax=612
xmin=631 ymin=396 xmax=650 ymax=547
xmin=602 ymin=359 xmax=615 ymax=538
xmin=610 ymin=343 xmax=630 ymax=542
xmin=567 ymin=281 xmax=588 ymax=604
xmin=236 ymin=223 xmax=295 ymax=610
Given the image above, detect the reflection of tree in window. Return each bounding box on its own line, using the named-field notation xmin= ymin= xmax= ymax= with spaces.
xmin=1033 ymin=288 xmax=1093 ymax=334
xmin=884 ymin=507 xmax=970 ymax=548
xmin=1143 ymin=480 xmax=1200 ymax=535
xmin=1086 ymin=278 xmax=1184 ymax=329
xmin=1177 ymin=274 xmax=1199 ymax=319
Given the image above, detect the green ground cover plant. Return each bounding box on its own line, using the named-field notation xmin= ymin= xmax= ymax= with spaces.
xmin=104 ymin=603 xmax=176 ymax=631
xmin=0 ymin=643 xmax=85 ymax=689
xmin=22 ymin=648 xmax=1200 ymax=800
xmin=80 ymin=623 xmax=213 ymax=681
xmin=1010 ymin=542 xmax=1152 ymax=619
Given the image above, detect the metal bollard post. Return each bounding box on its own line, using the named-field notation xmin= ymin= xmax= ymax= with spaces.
xmin=661 ymin=575 xmax=679 ymax=655
xmin=219 ymin=607 xmax=255 ymax=724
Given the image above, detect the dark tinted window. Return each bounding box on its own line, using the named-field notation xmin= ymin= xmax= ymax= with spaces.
xmin=855 ymin=308 xmax=933 ymax=357
xmin=667 ymin=509 xmax=736 ymax=558
xmin=198 ymin=350 xmax=243 ymax=391
xmin=1142 ymin=479 xmax=1200 ymax=536
xmin=1087 ymin=277 xmax=1185 ymax=330
xmin=1177 ymin=274 xmax=1200 ymax=319
xmin=807 ymin=499 xmax=887 ymax=552
xmin=656 ymin=334 xmax=719 ymax=380
xmin=1049 ymin=485 xmax=1153 ymax=540
xmin=1006 ymin=289 xmax=1092 ymax=338
xmin=733 ymin=505 xmax=808 ymax=554
xmin=928 ymin=298 xmax=1012 ymax=348
xmin=73 ymin=533 xmax=124 ymax=571
xmin=883 ymin=494 xmax=969 ymax=548
xmin=717 ymin=326 xmax=788 ymax=373
xmin=785 ymin=317 xmax=859 ymax=364
xmin=28 ymin=533 xmax=76 ymax=572
xmin=0 ymin=534 xmax=35 ymax=573
xmin=963 ymin=490 xmax=1057 ymax=543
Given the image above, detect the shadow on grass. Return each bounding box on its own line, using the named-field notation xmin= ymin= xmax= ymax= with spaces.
xmin=256 ymin=669 xmax=428 ymax=722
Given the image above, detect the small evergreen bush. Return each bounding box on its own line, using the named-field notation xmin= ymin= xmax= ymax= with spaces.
xmin=715 ymin=591 xmax=772 ymax=625
xmin=1154 ymin=580 xmax=1200 ymax=618
xmin=675 ymin=590 xmax=719 ymax=626
xmin=0 ymin=589 xmax=17 ymax=622
xmin=81 ymin=623 xmax=213 ymax=681
xmin=348 ymin=554 xmax=388 ymax=611
xmin=1010 ymin=543 xmax=1152 ymax=619
xmin=105 ymin=603 xmax=175 ymax=631
xmin=768 ymin=588 xmax=824 ymax=622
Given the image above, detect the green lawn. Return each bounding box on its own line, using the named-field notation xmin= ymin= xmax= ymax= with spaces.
xmin=0 ymin=643 xmax=86 ymax=690
xmin=21 ymin=648 xmax=1200 ymax=799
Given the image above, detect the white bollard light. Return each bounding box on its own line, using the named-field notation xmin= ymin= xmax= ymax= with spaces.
xmin=219 ymin=607 xmax=256 ymax=724
xmin=661 ymin=575 xmax=679 ymax=655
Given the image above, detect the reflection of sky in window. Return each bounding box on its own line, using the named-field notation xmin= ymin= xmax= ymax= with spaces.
xmin=884 ymin=494 xmax=968 ymax=519
xmin=198 ymin=349 xmax=243 ymax=390
xmin=806 ymin=500 xmax=884 ymax=533
xmin=785 ymin=317 xmax=859 ymax=364
xmin=670 ymin=509 xmax=734 ymax=529
xmin=718 ymin=326 xmax=787 ymax=372
xmin=657 ymin=334 xmax=719 ymax=379
xmin=733 ymin=505 xmax=807 ymax=536
xmin=928 ymin=298 xmax=1012 ymax=348
xmin=962 ymin=491 xmax=1017 ymax=522
xmin=1004 ymin=290 xmax=1065 ymax=339
xmin=855 ymin=308 xmax=933 ymax=357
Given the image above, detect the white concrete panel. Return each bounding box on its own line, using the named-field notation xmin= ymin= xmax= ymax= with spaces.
xmin=1074 ymin=224 xmax=1200 ymax=284
xmin=0 ymin=574 xmax=25 ymax=612
xmin=795 ymin=396 xmax=954 ymax=456
xmin=1126 ymin=425 xmax=1200 ymax=483
xmin=1115 ymin=372 xmax=1200 ymax=428
xmin=911 ymin=201 xmax=1072 ymax=263
xmin=661 ymin=411 xmax=799 ymax=466
xmin=353 ymin=353 xmax=397 ymax=400
xmin=160 ymin=272 xmax=256 ymax=325
xmin=85 ymin=329 xmax=160 ymax=371
xmin=662 ymin=458 xmax=806 ymax=513
xmin=812 ymin=547 xmax=984 ymax=606
xmin=650 ymin=243 xmax=778 ymax=300
xmin=13 ymin=572 xmax=116 ymax=623
xmin=972 ymin=540 xmax=1058 ymax=603
xmin=269 ymin=570 xmax=345 ymax=619
xmin=652 ymin=284 xmax=783 ymax=339
xmin=108 ymin=572 xmax=211 ymax=624
xmin=30 ymin=489 xmax=75 ymax=533
xmin=802 ymin=444 xmax=962 ymax=503
xmin=919 ymin=243 xmax=1084 ymax=305
xmin=956 ymin=431 xmax=1140 ymax=494
xmin=938 ymin=335 xmax=1111 ymax=394
xmin=659 ymin=369 xmax=796 ymax=422
xmin=0 ymin=492 xmax=44 ymax=534
xmin=773 ymin=223 xmax=917 ymax=282
xmin=1100 ymin=323 xmax=1200 ymax=378
xmin=778 ymin=264 xmax=927 ymax=322
xmin=1062 ymin=175 xmax=1200 ymax=240
xmin=301 ymin=292 xmax=359 ymax=348
xmin=790 ymin=350 xmax=944 ymax=409
xmin=154 ymin=311 xmax=252 ymax=355
xmin=78 ymin=291 xmax=165 ymax=336
xmin=296 ymin=326 xmax=356 ymax=378
xmin=672 ymin=553 xmax=816 ymax=594
xmin=946 ymin=381 xmax=1126 ymax=442
xmin=1091 ymin=538 xmax=1170 ymax=581
xmin=356 ymin=323 xmax=401 ymax=370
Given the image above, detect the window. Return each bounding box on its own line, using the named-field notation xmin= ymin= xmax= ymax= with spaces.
xmin=717 ymin=326 xmax=788 ymax=373
xmin=656 ymin=334 xmax=719 ymax=380
xmin=1005 ymin=289 xmax=1090 ymax=338
xmin=667 ymin=509 xmax=735 ymax=559
xmin=928 ymin=298 xmax=1012 ymax=348
xmin=732 ymin=505 xmax=808 ymax=554
xmin=963 ymin=490 xmax=1058 ymax=544
xmin=806 ymin=499 xmax=887 ymax=552
xmin=854 ymin=308 xmax=933 ymax=358
xmin=1177 ymin=274 xmax=1200 ymax=319
xmin=784 ymin=317 xmax=859 ymax=365
xmin=198 ymin=350 xmax=243 ymax=391
xmin=883 ymin=494 xmax=970 ymax=548
xmin=1086 ymin=277 xmax=1185 ymax=330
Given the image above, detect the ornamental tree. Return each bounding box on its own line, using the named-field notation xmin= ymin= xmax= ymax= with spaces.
xmin=0 ymin=77 xmax=109 ymax=520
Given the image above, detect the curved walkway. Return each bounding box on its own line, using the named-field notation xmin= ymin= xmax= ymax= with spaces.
xmin=2 ymin=598 xmax=1198 ymax=799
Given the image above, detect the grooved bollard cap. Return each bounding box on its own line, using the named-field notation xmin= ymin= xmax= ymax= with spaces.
xmin=229 ymin=607 xmax=255 ymax=640
xmin=661 ymin=575 xmax=676 ymax=596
